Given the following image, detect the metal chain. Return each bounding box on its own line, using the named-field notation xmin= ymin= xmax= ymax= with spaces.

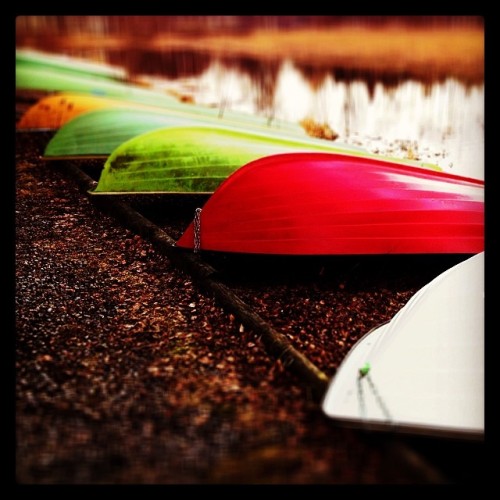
xmin=193 ymin=208 xmax=202 ymax=253
xmin=357 ymin=376 xmax=366 ymax=419
xmin=365 ymin=373 xmax=393 ymax=423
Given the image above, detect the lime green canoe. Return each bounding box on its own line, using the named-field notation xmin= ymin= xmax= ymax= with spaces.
xmin=93 ymin=125 xmax=409 ymax=194
xmin=15 ymin=49 xmax=200 ymax=111
xmin=16 ymin=63 xmax=180 ymax=109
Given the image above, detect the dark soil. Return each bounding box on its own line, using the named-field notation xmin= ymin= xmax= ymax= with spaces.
xmin=15 ymin=128 xmax=485 ymax=484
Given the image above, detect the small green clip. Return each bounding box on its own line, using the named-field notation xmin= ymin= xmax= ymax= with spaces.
xmin=359 ymin=363 xmax=371 ymax=377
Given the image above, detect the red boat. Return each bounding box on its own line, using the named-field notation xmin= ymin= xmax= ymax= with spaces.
xmin=176 ymin=152 xmax=484 ymax=255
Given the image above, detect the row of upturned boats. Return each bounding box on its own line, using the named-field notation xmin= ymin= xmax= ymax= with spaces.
xmin=16 ymin=49 xmax=485 ymax=440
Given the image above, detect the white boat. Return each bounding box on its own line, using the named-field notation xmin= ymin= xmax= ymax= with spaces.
xmin=322 ymin=252 xmax=484 ymax=440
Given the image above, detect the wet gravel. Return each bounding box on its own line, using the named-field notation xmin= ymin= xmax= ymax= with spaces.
xmin=15 ymin=128 xmax=484 ymax=485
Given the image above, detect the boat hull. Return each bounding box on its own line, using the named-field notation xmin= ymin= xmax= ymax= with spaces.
xmin=322 ymin=252 xmax=484 ymax=439
xmin=16 ymin=93 xmax=136 ymax=130
xmin=176 ymin=153 xmax=484 ymax=255
xmin=43 ymin=107 xmax=320 ymax=159
xmin=93 ymin=127 xmax=365 ymax=194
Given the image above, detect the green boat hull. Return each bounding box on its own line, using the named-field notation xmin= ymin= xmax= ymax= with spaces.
xmin=16 ymin=49 xmax=126 ymax=81
xmin=94 ymin=126 xmax=383 ymax=194
xmin=44 ymin=106 xmax=349 ymax=159
xmin=16 ymin=64 xmax=181 ymax=108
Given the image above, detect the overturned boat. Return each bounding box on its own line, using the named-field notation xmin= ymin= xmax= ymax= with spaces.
xmin=91 ymin=126 xmax=364 ymax=194
xmin=42 ymin=105 xmax=316 ymax=159
xmin=16 ymin=48 xmax=127 ymax=81
xmin=16 ymin=50 xmax=180 ymax=109
xmin=322 ymin=251 xmax=484 ymax=439
xmin=16 ymin=93 xmax=140 ymax=131
xmin=176 ymin=152 xmax=484 ymax=255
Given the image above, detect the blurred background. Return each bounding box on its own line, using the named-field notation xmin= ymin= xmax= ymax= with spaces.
xmin=16 ymin=15 xmax=484 ymax=179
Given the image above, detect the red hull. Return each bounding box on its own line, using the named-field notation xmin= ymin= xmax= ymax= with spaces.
xmin=176 ymin=153 xmax=484 ymax=255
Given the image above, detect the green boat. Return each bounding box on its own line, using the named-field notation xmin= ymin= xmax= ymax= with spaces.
xmin=16 ymin=49 xmax=127 ymax=81
xmin=43 ymin=106 xmax=334 ymax=159
xmin=16 ymin=61 xmax=180 ymax=109
xmin=93 ymin=125 xmax=366 ymax=194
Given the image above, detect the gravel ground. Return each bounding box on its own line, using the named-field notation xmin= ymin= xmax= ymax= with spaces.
xmin=15 ymin=129 xmax=484 ymax=485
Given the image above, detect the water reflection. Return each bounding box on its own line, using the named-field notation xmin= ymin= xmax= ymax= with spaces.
xmin=107 ymin=49 xmax=213 ymax=80
xmin=153 ymin=57 xmax=483 ymax=180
